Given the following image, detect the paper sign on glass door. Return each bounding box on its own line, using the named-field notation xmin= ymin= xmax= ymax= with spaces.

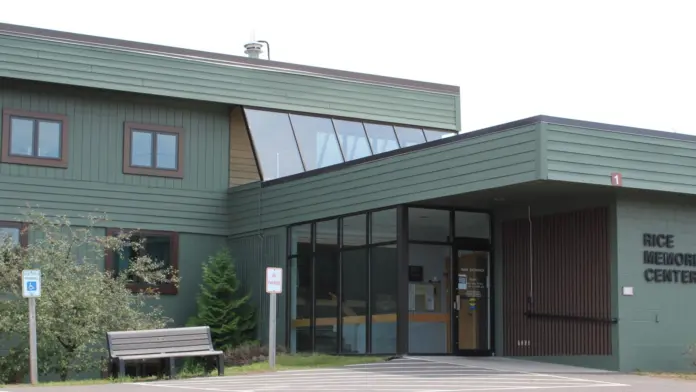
xmin=458 ymin=274 xmax=468 ymax=290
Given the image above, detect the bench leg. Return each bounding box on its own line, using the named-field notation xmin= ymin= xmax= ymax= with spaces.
xmin=118 ymin=359 xmax=126 ymax=379
xmin=168 ymin=357 xmax=176 ymax=379
xmin=203 ymin=357 xmax=211 ymax=377
xmin=217 ymin=354 xmax=224 ymax=376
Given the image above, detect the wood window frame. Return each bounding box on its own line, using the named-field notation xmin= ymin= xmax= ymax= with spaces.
xmin=104 ymin=228 xmax=179 ymax=295
xmin=123 ymin=122 xmax=184 ymax=178
xmin=0 ymin=220 xmax=28 ymax=248
xmin=1 ymin=109 xmax=69 ymax=168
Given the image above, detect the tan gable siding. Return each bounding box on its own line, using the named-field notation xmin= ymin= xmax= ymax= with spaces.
xmin=229 ymin=107 xmax=260 ymax=187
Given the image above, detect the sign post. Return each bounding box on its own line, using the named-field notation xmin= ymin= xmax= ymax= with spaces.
xmin=22 ymin=269 xmax=41 ymax=385
xmin=265 ymin=267 xmax=282 ymax=369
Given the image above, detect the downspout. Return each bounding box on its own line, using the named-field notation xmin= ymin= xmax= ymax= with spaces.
xmin=527 ymin=205 xmax=534 ymax=314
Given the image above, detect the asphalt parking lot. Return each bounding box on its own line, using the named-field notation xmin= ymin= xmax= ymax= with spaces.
xmin=2 ymin=356 xmax=695 ymax=392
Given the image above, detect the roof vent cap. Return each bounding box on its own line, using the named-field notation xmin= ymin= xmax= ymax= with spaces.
xmin=244 ymin=42 xmax=264 ymax=59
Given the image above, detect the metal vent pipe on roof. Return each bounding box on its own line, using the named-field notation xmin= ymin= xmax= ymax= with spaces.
xmin=244 ymin=42 xmax=264 ymax=59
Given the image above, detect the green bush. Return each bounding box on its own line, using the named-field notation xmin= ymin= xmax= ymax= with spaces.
xmin=187 ymin=249 xmax=256 ymax=351
xmin=223 ymin=341 xmax=287 ymax=367
xmin=0 ymin=209 xmax=177 ymax=383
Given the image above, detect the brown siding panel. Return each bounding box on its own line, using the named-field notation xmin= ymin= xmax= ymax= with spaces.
xmin=229 ymin=106 xmax=260 ymax=187
xmin=502 ymin=207 xmax=611 ymax=356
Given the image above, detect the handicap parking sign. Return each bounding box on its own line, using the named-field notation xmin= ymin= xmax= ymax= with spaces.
xmin=22 ymin=270 xmax=41 ymax=298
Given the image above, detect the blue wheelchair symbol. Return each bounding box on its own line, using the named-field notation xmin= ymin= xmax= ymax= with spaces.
xmin=26 ymin=281 xmax=37 ymax=292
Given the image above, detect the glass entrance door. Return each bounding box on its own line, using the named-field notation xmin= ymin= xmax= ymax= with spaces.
xmin=453 ymin=245 xmax=491 ymax=356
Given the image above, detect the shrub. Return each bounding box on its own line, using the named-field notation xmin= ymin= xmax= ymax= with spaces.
xmin=223 ymin=341 xmax=287 ymax=367
xmin=0 ymin=208 xmax=178 ymax=382
xmin=187 ymin=249 xmax=256 ymax=351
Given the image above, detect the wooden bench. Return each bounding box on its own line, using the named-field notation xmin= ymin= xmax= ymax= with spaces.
xmin=106 ymin=326 xmax=224 ymax=379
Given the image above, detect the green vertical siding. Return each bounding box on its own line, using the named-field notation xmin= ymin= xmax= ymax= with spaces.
xmin=229 ymin=227 xmax=287 ymax=346
xmin=229 ymin=124 xmax=541 ymax=234
xmin=159 ymin=233 xmax=228 ymax=326
xmin=0 ymin=78 xmax=230 ymax=191
xmin=615 ymin=192 xmax=696 ymax=372
xmin=0 ymin=35 xmax=458 ymax=130
xmin=0 ymin=78 xmax=229 ymax=235
xmin=544 ymin=122 xmax=696 ymax=194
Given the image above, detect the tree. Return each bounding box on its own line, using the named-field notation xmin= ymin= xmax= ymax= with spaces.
xmin=0 ymin=208 xmax=179 ymax=382
xmin=187 ymin=249 xmax=256 ymax=351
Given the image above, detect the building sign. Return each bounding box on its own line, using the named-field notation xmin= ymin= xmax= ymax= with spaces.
xmin=642 ymin=233 xmax=696 ymax=284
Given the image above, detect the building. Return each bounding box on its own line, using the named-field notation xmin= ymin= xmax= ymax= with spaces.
xmin=1 ymin=22 xmax=695 ymax=374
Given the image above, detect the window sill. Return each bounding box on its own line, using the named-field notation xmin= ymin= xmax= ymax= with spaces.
xmin=122 ymin=166 xmax=184 ymax=179
xmin=0 ymin=155 xmax=68 ymax=168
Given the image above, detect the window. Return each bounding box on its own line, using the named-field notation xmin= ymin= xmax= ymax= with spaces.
xmin=314 ymin=219 xmax=339 ymax=353
xmin=409 ymin=208 xmax=451 ymax=242
xmin=455 ymin=211 xmax=491 ymax=239
xmin=1 ymin=109 xmax=68 ymax=168
xmin=423 ymin=129 xmax=456 ymax=142
xmin=341 ymin=247 xmax=368 ymax=353
xmin=289 ymin=114 xmax=344 ymax=171
xmin=242 ymin=107 xmax=456 ymax=181
xmin=333 ymin=120 xmax=372 ymax=161
xmin=245 ymin=109 xmax=305 ymax=180
xmin=104 ymin=229 xmax=178 ymax=295
xmin=370 ymin=244 xmax=397 ymax=354
xmin=394 ymin=126 xmax=426 ymax=147
xmin=0 ymin=221 xmax=27 ymax=248
xmin=364 ymin=123 xmax=399 ymax=154
xmin=371 ymin=208 xmax=397 ymax=244
xmin=288 ymin=209 xmax=399 ymax=355
xmin=123 ymin=122 xmax=184 ymax=178
xmin=342 ymin=214 xmax=367 ymax=248
xmin=288 ymin=224 xmax=312 ymax=353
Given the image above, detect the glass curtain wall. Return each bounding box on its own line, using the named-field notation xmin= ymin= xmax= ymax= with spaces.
xmin=244 ymin=108 xmax=457 ymax=181
xmin=287 ymin=208 xmax=397 ymax=354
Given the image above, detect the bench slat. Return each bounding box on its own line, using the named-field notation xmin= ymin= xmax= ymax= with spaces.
xmin=114 ymin=345 xmax=215 ymax=356
xmin=110 ymin=334 xmax=210 ymax=345
xmin=117 ymin=350 xmax=223 ymax=360
xmin=107 ymin=327 xmax=209 ymax=339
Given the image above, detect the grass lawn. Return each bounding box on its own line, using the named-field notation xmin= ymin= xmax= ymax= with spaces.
xmin=1 ymin=354 xmax=389 ymax=387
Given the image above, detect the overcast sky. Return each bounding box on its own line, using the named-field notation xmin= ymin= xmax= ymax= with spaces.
xmin=2 ymin=0 xmax=694 ymax=134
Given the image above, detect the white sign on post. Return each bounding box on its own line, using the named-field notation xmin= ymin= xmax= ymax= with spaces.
xmin=266 ymin=267 xmax=283 ymax=294
xmin=22 ymin=269 xmax=41 ymax=298
xmin=22 ymin=269 xmax=41 ymax=385
xmin=265 ymin=267 xmax=282 ymax=369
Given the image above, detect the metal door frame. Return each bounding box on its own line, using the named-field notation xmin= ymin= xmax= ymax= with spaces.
xmin=452 ymin=237 xmax=494 ymax=356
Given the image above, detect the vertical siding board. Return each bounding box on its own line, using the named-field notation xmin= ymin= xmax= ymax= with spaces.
xmin=229 ymin=229 xmax=286 ymax=344
xmin=502 ymin=207 xmax=611 ymax=357
xmin=0 ymin=78 xmax=228 ymax=236
xmin=0 ymin=78 xmax=229 ymax=192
